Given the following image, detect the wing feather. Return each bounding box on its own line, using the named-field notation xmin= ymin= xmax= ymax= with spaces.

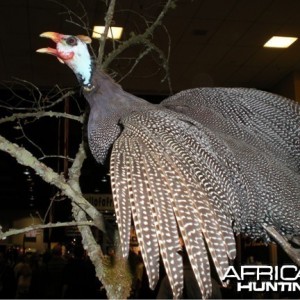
xmin=111 ymin=109 xmax=239 ymax=298
xmin=154 ymin=154 xmax=213 ymax=298
xmin=110 ymin=147 xmax=131 ymax=256
xmin=157 ymin=123 xmax=237 ymax=264
xmin=107 ymin=87 xmax=300 ymax=299
xmin=126 ymin=140 xmax=160 ymax=289
xmin=156 ymin=144 xmax=232 ymax=293
xmin=142 ymin=152 xmax=184 ymax=298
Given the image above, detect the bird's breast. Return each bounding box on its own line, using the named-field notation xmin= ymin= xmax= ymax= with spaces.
xmin=88 ymin=117 xmax=121 ymax=164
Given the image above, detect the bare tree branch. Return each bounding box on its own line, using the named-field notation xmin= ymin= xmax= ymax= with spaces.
xmin=67 ymin=142 xmax=132 ymax=299
xmin=39 ymin=155 xmax=74 ymax=163
xmin=0 ymin=111 xmax=83 ymax=125
xmin=0 ymin=86 xmax=76 ymax=112
xmin=0 ymin=221 xmax=96 ymax=240
xmin=16 ymin=119 xmax=46 ymax=158
xmin=97 ymin=0 xmax=116 ymax=66
xmin=102 ymin=0 xmax=176 ymax=70
xmin=0 ymin=135 xmax=104 ymax=232
xmin=52 ymin=0 xmax=92 ymax=35
xmin=117 ymin=47 xmax=152 ymax=83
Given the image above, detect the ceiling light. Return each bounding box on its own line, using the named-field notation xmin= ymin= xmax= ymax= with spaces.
xmin=264 ymin=36 xmax=298 ymax=48
xmin=92 ymin=26 xmax=123 ymax=40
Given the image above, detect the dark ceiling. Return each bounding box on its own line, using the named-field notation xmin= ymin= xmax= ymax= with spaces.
xmin=1 ymin=0 xmax=300 ymax=95
xmin=1 ymin=0 xmax=300 ymax=212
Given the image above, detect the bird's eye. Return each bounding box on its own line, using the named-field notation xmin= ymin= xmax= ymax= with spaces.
xmin=66 ymin=36 xmax=77 ymax=46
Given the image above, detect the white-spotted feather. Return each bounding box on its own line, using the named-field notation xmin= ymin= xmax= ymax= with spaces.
xmin=111 ymin=109 xmax=237 ymax=298
xmin=110 ymin=148 xmax=131 ymax=256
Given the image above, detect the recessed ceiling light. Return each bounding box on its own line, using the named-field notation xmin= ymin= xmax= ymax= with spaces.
xmin=92 ymin=26 xmax=123 ymax=40
xmin=264 ymin=36 xmax=298 ymax=48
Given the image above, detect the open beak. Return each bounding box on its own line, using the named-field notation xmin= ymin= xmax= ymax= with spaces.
xmin=36 ymin=32 xmax=64 ymax=63
xmin=36 ymin=47 xmax=58 ymax=55
xmin=39 ymin=31 xmax=62 ymax=43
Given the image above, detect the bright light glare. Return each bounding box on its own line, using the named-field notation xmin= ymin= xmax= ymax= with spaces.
xmin=92 ymin=26 xmax=123 ymax=40
xmin=264 ymin=36 xmax=298 ymax=48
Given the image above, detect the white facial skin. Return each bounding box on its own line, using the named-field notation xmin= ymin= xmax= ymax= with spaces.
xmin=57 ymin=35 xmax=93 ymax=86
xmin=37 ymin=32 xmax=93 ymax=87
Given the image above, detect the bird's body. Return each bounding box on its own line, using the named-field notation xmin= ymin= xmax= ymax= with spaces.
xmin=38 ymin=32 xmax=300 ymax=298
xmin=83 ymin=68 xmax=152 ymax=163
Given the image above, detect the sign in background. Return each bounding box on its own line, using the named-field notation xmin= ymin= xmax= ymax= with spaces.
xmin=84 ymin=193 xmax=114 ymax=212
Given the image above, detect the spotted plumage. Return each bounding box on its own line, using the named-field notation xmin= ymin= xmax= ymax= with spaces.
xmin=38 ymin=32 xmax=300 ymax=299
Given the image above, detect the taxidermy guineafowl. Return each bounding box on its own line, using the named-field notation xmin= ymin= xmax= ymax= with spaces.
xmin=37 ymin=32 xmax=300 ymax=298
